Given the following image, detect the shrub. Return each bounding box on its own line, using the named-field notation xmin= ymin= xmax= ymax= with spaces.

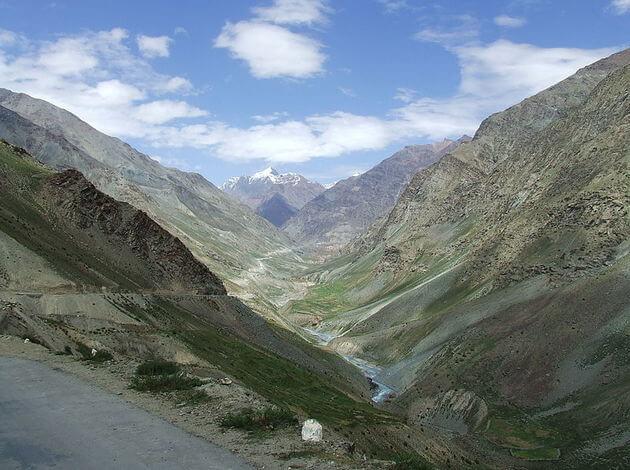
xmin=135 ymin=359 xmax=179 ymax=376
xmin=220 ymin=407 xmax=296 ymax=433
xmin=129 ymin=373 xmax=202 ymax=392
xmin=178 ymin=389 xmax=212 ymax=405
xmin=391 ymin=453 xmax=433 ymax=470
xmin=76 ymin=342 xmax=113 ymax=363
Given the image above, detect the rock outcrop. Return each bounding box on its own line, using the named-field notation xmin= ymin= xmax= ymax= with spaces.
xmin=42 ymin=169 xmax=226 ymax=295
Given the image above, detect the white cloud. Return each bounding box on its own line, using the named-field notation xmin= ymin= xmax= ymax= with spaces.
xmin=377 ymin=0 xmax=409 ymax=13
xmin=214 ymin=21 xmax=326 ymax=78
xmin=0 ymin=27 xmax=617 ymax=166
xmin=0 ymin=29 xmax=20 ymax=46
xmin=611 ymin=0 xmax=630 ymax=13
xmin=137 ymin=35 xmax=172 ymax=58
xmin=152 ymin=113 xmax=392 ymax=163
xmin=158 ymin=76 xmax=193 ymax=93
xmin=394 ymin=87 xmax=417 ymax=103
xmin=0 ymin=28 xmax=202 ymax=138
xmin=215 ymin=0 xmax=329 ymax=80
xmin=253 ymin=0 xmax=329 ymax=25
xmin=37 ymin=36 xmax=100 ymax=75
xmin=151 ymin=40 xmax=615 ymax=162
xmin=415 ymin=15 xmax=480 ymax=46
xmin=134 ymin=100 xmax=207 ymax=125
xmin=252 ymin=111 xmax=289 ymax=123
xmin=338 ymin=86 xmax=356 ymax=97
xmin=455 ymin=40 xmax=611 ymax=99
xmin=494 ymin=15 xmax=527 ymax=28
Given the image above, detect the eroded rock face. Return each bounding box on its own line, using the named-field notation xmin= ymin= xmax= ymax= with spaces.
xmin=42 ymin=169 xmax=226 ymax=295
xmin=408 ymin=389 xmax=488 ymax=435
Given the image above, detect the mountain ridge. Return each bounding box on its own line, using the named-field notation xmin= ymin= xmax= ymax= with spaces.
xmin=288 ymin=49 xmax=630 ymax=467
xmin=0 ymin=88 xmax=305 ymax=313
xmin=283 ymin=138 xmax=469 ymax=255
xmin=221 ymin=166 xmax=325 ymax=226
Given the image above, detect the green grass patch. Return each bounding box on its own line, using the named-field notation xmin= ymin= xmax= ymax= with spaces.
xmin=129 ymin=373 xmax=202 ymax=392
xmin=390 ymin=453 xmax=434 ymax=469
xmin=220 ymin=407 xmax=297 ymax=434
xmin=133 ymin=298 xmax=394 ymax=427
xmin=510 ymin=447 xmax=560 ymax=460
xmin=135 ymin=359 xmax=180 ymax=376
xmin=177 ymin=389 xmax=212 ymax=406
xmin=485 ymin=415 xmax=559 ymax=451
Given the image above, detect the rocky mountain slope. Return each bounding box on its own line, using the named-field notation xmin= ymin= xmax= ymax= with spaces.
xmin=283 ymin=139 xmax=467 ymax=255
xmin=0 ymin=90 xmax=306 ymax=313
xmin=256 ymin=192 xmax=298 ymax=227
xmin=0 ymin=142 xmax=497 ymax=469
xmin=289 ymin=49 xmax=630 ymax=467
xmin=0 ymin=141 xmax=225 ymax=296
xmin=222 ymin=167 xmax=324 ymax=226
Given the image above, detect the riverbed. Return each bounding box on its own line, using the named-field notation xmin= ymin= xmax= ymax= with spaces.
xmin=303 ymin=327 xmax=395 ymax=403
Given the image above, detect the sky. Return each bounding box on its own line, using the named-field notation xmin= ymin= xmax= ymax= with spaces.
xmin=0 ymin=0 xmax=628 ymax=186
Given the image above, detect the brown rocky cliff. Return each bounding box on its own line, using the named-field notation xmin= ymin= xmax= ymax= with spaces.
xmin=42 ymin=169 xmax=226 ymax=295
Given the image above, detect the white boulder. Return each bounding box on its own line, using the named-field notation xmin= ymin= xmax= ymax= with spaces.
xmin=23 ymin=338 xmax=30 ymax=344
xmin=91 ymin=348 xmax=98 ymax=357
xmin=301 ymin=419 xmax=322 ymax=442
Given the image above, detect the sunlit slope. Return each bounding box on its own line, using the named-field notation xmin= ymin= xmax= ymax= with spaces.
xmin=287 ymin=50 xmax=630 ymax=467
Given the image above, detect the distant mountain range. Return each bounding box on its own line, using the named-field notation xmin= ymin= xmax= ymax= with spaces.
xmin=283 ymin=139 xmax=469 ymax=254
xmin=221 ymin=167 xmax=325 ymax=226
xmin=0 ymin=88 xmax=305 ymax=314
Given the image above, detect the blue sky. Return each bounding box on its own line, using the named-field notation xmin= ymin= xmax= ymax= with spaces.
xmin=0 ymin=0 xmax=628 ymax=185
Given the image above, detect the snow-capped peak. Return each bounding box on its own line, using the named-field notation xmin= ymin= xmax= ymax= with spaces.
xmin=251 ymin=166 xmax=280 ymax=181
xmin=220 ymin=176 xmax=241 ymax=191
xmin=221 ymin=167 xmax=311 ymax=191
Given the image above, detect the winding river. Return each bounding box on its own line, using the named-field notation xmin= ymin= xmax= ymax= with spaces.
xmin=303 ymin=327 xmax=395 ymax=403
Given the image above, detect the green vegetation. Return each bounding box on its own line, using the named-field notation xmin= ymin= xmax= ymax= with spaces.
xmin=485 ymin=415 xmax=561 ymax=451
xmin=113 ymin=298 xmax=422 ymax=462
xmin=510 ymin=447 xmax=560 ymax=460
xmin=129 ymin=356 xmax=202 ymax=392
xmin=124 ymin=297 xmax=394 ymax=427
xmin=135 ymin=359 xmax=179 ymax=376
xmin=0 ymin=142 xmax=51 ymax=182
xmin=76 ymin=342 xmax=113 ymax=363
xmin=390 ymin=453 xmax=434 ymax=469
xmin=131 ymin=359 xmax=210 ymax=400
xmin=129 ymin=373 xmax=202 ymax=392
xmin=178 ymin=389 xmax=213 ymax=406
xmin=220 ymin=406 xmax=297 ymax=434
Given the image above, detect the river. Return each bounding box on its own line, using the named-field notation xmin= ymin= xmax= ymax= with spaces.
xmin=303 ymin=327 xmax=395 ymax=403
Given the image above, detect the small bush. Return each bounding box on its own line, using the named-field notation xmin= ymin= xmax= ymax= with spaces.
xmin=220 ymin=407 xmax=297 ymax=433
xmin=136 ymin=359 xmax=179 ymax=376
xmin=76 ymin=342 xmax=113 ymax=363
xmin=391 ymin=453 xmax=433 ymax=470
xmin=129 ymin=373 xmax=202 ymax=392
xmin=178 ymin=389 xmax=212 ymax=406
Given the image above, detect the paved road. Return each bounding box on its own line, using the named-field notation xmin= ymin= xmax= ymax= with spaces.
xmin=0 ymin=357 xmax=253 ymax=469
